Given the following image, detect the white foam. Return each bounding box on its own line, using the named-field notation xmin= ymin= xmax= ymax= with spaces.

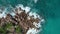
xmin=25 ymin=6 xmax=31 ymax=13
xmin=26 ymin=28 xmax=38 ymax=34
xmin=16 ymin=4 xmax=31 ymax=13
xmin=33 ymin=22 xmax=41 ymax=28
xmin=29 ymin=12 xmax=39 ymax=19
xmin=0 ymin=8 xmax=7 ymax=18
xmin=16 ymin=4 xmax=25 ymax=10
xmin=10 ymin=12 xmax=16 ymax=16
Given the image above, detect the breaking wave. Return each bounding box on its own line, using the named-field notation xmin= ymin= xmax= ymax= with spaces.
xmin=0 ymin=4 xmax=44 ymax=34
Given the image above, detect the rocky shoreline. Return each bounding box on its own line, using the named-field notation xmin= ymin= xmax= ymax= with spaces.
xmin=0 ymin=7 xmax=42 ymax=34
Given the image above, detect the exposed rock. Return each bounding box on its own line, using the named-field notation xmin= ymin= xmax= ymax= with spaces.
xmin=0 ymin=7 xmax=41 ymax=34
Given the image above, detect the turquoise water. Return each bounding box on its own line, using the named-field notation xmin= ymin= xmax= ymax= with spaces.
xmin=0 ymin=0 xmax=60 ymax=34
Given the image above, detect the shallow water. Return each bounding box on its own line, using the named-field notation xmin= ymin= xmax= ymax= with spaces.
xmin=0 ymin=0 xmax=60 ymax=34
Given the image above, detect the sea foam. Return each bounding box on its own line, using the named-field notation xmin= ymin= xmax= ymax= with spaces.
xmin=0 ymin=8 xmax=7 ymax=18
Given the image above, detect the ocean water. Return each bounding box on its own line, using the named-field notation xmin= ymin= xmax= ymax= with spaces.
xmin=0 ymin=0 xmax=60 ymax=34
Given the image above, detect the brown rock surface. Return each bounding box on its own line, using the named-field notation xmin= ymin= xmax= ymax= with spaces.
xmin=0 ymin=7 xmax=40 ymax=34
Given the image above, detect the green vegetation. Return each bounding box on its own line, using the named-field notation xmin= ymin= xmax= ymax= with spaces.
xmin=0 ymin=22 xmax=13 ymax=34
xmin=5 ymin=22 xmax=13 ymax=29
xmin=15 ymin=25 xmax=22 ymax=34
xmin=0 ymin=27 xmax=5 ymax=34
xmin=0 ymin=22 xmax=22 ymax=34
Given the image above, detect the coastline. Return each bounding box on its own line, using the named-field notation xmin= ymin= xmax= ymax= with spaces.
xmin=0 ymin=4 xmax=44 ymax=34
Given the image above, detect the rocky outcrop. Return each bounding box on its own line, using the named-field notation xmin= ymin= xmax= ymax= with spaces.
xmin=0 ymin=7 xmax=40 ymax=34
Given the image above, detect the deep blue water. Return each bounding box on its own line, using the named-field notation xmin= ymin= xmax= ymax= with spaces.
xmin=0 ymin=0 xmax=60 ymax=34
